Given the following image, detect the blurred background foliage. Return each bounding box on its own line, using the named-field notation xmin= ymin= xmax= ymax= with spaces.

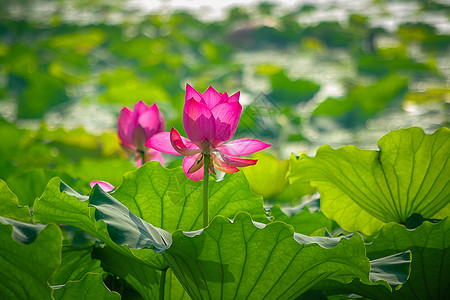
xmin=0 ymin=0 xmax=448 ymax=204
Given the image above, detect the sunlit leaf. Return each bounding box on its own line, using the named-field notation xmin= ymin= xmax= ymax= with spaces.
xmin=289 ymin=127 xmax=450 ymax=235
xmin=33 ymin=178 xmax=166 ymax=270
xmin=111 ymin=161 xmax=268 ymax=232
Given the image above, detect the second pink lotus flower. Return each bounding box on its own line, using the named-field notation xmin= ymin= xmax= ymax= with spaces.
xmin=147 ymin=84 xmax=270 ymax=180
xmin=118 ymin=100 xmax=165 ymax=166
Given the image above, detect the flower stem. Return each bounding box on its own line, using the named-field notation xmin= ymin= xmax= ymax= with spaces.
xmin=138 ymin=150 xmax=145 ymax=167
xmin=159 ymin=268 xmax=167 ymax=300
xmin=203 ymin=154 xmax=210 ymax=228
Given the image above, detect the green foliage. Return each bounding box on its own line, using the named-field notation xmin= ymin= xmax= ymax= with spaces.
xmin=53 ymin=273 xmax=120 ymax=300
xmin=269 ymin=200 xmax=337 ymax=236
xmin=314 ymin=74 xmax=409 ymax=124
xmin=0 ymin=179 xmax=31 ymax=222
xmin=365 ymin=218 xmax=450 ymax=299
xmin=0 ymin=218 xmax=61 ymax=299
xmin=289 ymin=127 xmax=450 ymax=235
xmin=33 ymin=178 xmax=165 ymax=270
xmin=268 ymin=70 xmax=320 ymax=104
xmin=0 ymin=0 xmax=449 ymax=297
xmin=165 ymin=212 xmax=398 ymax=299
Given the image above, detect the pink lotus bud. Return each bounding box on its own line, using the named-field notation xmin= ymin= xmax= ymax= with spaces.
xmin=90 ymin=180 xmax=115 ymax=192
xmin=117 ymin=101 xmax=165 ymax=163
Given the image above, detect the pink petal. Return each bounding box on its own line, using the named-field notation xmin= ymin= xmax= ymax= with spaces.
xmin=132 ymin=124 xmax=147 ymax=151
xmin=183 ymin=155 xmax=206 ymax=181
xmin=170 ymin=127 xmax=202 ymax=156
xmin=201 ymin=86 xmax=224 ymax=109
xmin=117 ymin=107 xmax=134 ymax=146
xmin=132 ymin=101 xmax=149 ymax=122
xmin=146 ymin=131 xmax=198 ymax=155
xmin=185 ymin=83 xmax=203 ymax=103
xmin=183 ymin=99 xmax=216 ymax=146
xmin=217 ymin=139 xmax=271 ymax=156
xmin=211 ymin=102 xmax=242 ymax=145
xmin=138 ymin=104 xmax=164 ymax=139
xmin=221 ymin=155 xmax=257 ymax=167
xmin=146 ymin=132 xmax=181 ymax=155
xmin=227 ymin=91 xmax=240 ymax=103
xmin=211 ymin=153 xmax=239 ymax=173
xmin=90 ymin=181 xmax=115 ymax=192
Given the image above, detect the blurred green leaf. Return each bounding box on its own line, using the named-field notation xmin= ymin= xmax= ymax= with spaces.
xmin=314 ymin=74 xmax=408 ymax=123
xmin=268 ymin=70 xmax=320 ymax=104
xmin=99 ymin=68 xmax=170 ymax=104
xmin=7 ymin=169 xmax=88 ymax=207
xmin=242 ymin=152 xmax=314 ymax=202
xmin=48 ymin=28 xmax=106 ymax=54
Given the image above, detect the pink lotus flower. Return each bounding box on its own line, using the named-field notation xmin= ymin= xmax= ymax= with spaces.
xmin=90 ymin=180 xmax=115 ymax=192
xmin=118 ymin=101 xmax=165 ymax=166
xmin=146 ymin=84 xmax=271 ymax=180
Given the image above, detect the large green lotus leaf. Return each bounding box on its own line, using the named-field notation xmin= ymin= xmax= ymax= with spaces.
xmin=311 ymin=251 xmax=411 ymax=299
xmin=53 ymin=273 xmax=120 ymax=300
xmin=111 ymin=161 xmax=267 ymax=232
xmin=89 ymin=184 xmax=171 ymax=254
xmin=93 ymin=245 xmax=190 ymax=300
xmin=320 ymin=218 xmax=450 ymax=299
xmin=364 ymin=218 xmax=450 ymax=299
xmin=164 ymin=212 xmax=395 ymax=300
xmin=0 ymin=179 xmax=31 ymax=222
xmin=49 ymin=246 xmax=104 ymax=286
xmin=33 ymin=178 xmax=167 ymax=270
xmin=289 ymin=127 xmax=450 ymax=235
xmin=0 ymin=217 xmax=61 ymax=299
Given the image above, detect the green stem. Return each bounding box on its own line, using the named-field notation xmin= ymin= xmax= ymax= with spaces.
xmin=159 ymin=268 xmax=167 ymax=300
xmin=203 ymin=154 xmax=210 ymax=228
xmin=138 ymin=150 xmax=145 ymax=167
